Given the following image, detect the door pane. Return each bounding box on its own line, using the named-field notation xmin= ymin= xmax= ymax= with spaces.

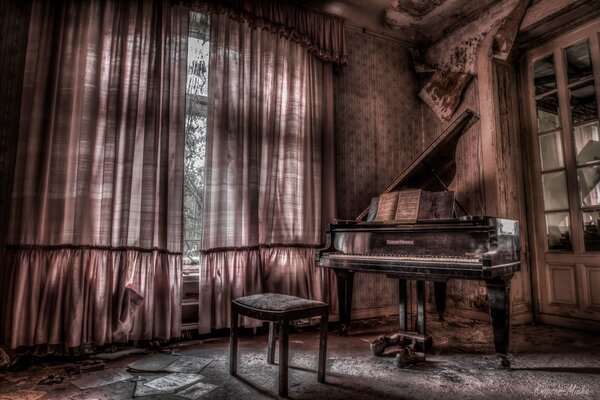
xmin=577 ymin=165 xmax=600 ymax=206
xmin=573 ymin=121 xmax=600 ymax=165
xmin=534 ymin=55 xmax=557 ymax=95
xmin=582 ymin=211 xmax=600 ymax=251
xmin=570 ymin=83 xmax=598 ymax=125
xmin=537 ymin=94 xmax=560 ymax=132
xmin=542 ymin=171 xmax=569 ymax=210
xmin=545 ymin=212 xmax=571 ymax=250
xmin=565 ymin=40 xmax=593 ymax=84
xmin=539 ymin=131 xmax=565 ymax=171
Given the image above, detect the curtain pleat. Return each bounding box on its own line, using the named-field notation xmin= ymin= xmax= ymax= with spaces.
xmin=199 ymin=250 xmax=263 ymax=332
xmin=4 ymin=248 xmax=181 ymax=348
xmin=2 ymin=0 xmax=188 ymax=349
xmin=199 ymin=14 xmax=337 ymax=333
xmin=188 ymin=0 xmax=348 ymax=66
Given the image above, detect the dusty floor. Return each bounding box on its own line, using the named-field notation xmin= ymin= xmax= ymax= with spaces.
xmin=1 ymin=314 xmax=599 ymax=400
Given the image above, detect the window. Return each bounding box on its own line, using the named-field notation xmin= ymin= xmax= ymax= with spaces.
xmin=184 ymin=12 xmax=210 ymax=272
xmin=529 ymin=33 xmax=600 ymax=252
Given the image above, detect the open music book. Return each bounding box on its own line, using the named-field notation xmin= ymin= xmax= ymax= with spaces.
xmin=370 ymin=190 xmax=455 ymax=222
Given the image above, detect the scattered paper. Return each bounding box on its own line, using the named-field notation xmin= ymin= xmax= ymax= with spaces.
xmin=177 ymin=381 xmax=219 ymax=399
xmin=143 ymin=373 xmax=203 ymax=392
xmin=71 ymin=368 xmax=132 ymax=390
xmin=1 ymin=390 xmax=46 ymax=400
xmin=165 ymin=355 xmax=212 ymax=373
xmin=128 ymin=353 xmax=212 ymax=373
xmin=133 ymin=378 xmax=169 ymax=398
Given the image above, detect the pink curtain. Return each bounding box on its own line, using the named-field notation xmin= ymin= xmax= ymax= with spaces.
xmin=2 ymin=0 xmax=188 ymax=349
xmin=199 ymin=14 xmax=337 ymax=333
xmin=188 ymin=0 xmax=348 ymax=66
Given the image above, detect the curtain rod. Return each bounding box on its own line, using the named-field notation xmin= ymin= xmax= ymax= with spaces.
xmin=344 ymin=23 xmax=415 ymax=49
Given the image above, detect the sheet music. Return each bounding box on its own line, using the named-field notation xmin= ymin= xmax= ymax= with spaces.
xmin=395 ymin=189 xmax=422 ymax=223
xmin=374 ymin=192 xmax=399 ymax=221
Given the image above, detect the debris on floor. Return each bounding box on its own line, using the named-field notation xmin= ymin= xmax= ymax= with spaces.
xmin=70 ymin=368 xmax=132 ymax=390
xmin=0 ymin=390 xmax=47 ymax=400
xmin=128 ymin=353 xmax=212 ymax=373
xmin=370 ymin=335 xmax=426 ymax=368
xmin=94 ymin=348 xmax=148 ymax=360
xmin=37 ymin=372 xmax=66 ymax=385
xmin=79 ymin=359 xmax=105 ymax=372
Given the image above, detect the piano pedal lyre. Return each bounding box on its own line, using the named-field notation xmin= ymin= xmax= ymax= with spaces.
xmin=395 ymin=279 xmax=441 ymax=352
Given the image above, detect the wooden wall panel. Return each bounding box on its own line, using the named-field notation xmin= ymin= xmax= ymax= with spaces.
xmin=547 ymin=265 xmax=578 ymax=306
xmin=492 ymin=60 xmax=532 ymax=321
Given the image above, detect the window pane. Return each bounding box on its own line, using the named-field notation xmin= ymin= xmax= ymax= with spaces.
xmin=542 ymin=171 xmax=569 ymax=210
xmin=565 ymin=41 xmax=593 ymax=84
xmin=537 ymin=94 xmax=560 ymax=132
xmin=187 ymin=12 xmax=211 ymax=97
xmin=582 ymin=211 xmax=600 ymax=251
xmin=577 ymin=165 xmax=600 ymax=207
xmin=539 ymin=131 xmax=564 ymax=171
xmin=570 ymin=83 xmax=598 ymax=125
xmin=573 ymin=121 xmax=600 ymax=165
xmin=183 ymin=12 xmax=210 ymax=270
xmin=534 ymin=55 xmax=557 ymax=95
xmin=545 ymin=212 xmax=571 ymax=251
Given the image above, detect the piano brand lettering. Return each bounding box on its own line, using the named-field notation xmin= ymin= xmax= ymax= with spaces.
xmin=386 ymin=239 xmax=414 ymax=245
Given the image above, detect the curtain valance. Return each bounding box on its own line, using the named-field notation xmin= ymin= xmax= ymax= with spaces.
xmin=187 ymin=0 xmax=348 ymax=66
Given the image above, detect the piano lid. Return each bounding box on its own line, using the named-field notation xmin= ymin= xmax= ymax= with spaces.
xmin=356 ymin=109 xmax=480 ymax=220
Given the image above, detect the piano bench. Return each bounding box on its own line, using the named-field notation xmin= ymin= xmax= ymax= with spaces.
xmin=229 ymin=293 xmax=329 ymax=397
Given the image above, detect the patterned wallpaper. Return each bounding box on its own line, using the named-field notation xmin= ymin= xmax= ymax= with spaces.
xmin=0 ymin=0 xmax=32 ymax=246
xmin=334 ymin=29 xmax=422 ymax=220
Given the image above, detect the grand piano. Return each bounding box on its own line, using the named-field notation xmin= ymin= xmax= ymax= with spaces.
xmin=315 ymin=109 xmax=520 ymax=367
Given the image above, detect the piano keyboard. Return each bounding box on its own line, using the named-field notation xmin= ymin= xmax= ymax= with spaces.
xmin=326 ymin=252 xmax=480 ymax=264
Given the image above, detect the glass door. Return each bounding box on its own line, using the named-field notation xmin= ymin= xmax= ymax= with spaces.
xmin=523 ymin=19 xmax=600 ymax=327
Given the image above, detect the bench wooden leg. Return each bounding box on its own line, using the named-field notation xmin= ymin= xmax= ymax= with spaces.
xmin=230 ymin=308 xmax=238 ymax=375
xmin=279 ymin=320 xmax=289 ymax=397
xmin=318 ymin=313 xmax=328 ymax=383
xmin=267 ymin=322 xmax=277 ymax=365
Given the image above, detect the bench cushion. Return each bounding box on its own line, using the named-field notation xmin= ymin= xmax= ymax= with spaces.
xmin=233 ymin=293 xmax=326 ymax=312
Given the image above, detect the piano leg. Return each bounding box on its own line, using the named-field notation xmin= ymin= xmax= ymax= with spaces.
xmin=335 ymin=270 xmax=354 ymax=335
xmin=398 ymin=279 xmax=408 ymax=332
xmin=416 ymin=280 xmax=426 ymax=336
xmin=434 ymin=281 xmax=447 ymax=321
xmin=486 ymin=277 xmax=512 ymax=368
